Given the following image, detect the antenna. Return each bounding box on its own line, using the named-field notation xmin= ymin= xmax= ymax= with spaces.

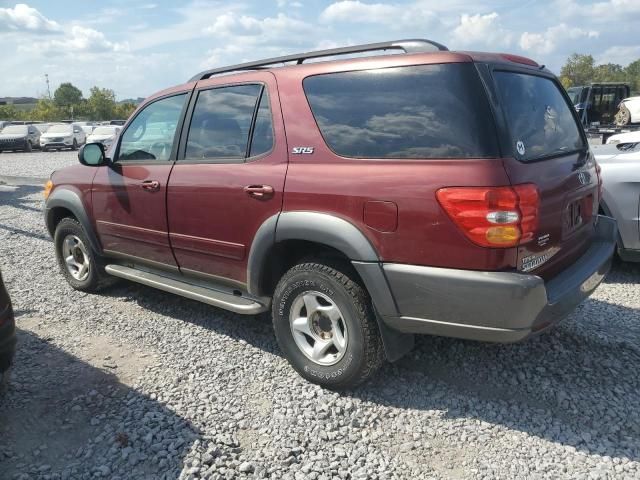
xmin=44 ymin=73 xmax=51 ymax=99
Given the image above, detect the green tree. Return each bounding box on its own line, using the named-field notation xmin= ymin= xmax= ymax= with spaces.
xmin=0 ymin=104 xmax=21 ymax=121
xmin=560 ymin=53 xmax=596 ymax=87
xmin=114 ymin=102 xmax=136 ymax=120
xmin=53 ymin=82 xmax=83 ymax=107
xmin=593 ymin=63 xmax=625 ymax=83
xmin=623 ymin=59 xmax=640 ymax=93
xmin=30 ymin=98 xmax=65 ymax=121
xmin=86 ymin=87 xmax=116 ymax=120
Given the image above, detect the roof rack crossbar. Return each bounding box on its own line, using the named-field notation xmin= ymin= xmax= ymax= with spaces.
xmin=189 ymin=39 xmax=448 ymax=82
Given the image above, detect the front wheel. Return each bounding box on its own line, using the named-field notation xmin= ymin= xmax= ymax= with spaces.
xmin=71 ymin=139 xmax=78 ymax=151
xmin=272 ymin=262 xmax=384 ymax=389
xmin=615 ymin=105 xmax=631 ymax=126
xmin=25 ymin=141 xmax=32 ymax=152
xmin=54 ymin=218 xmax=114 ymax=292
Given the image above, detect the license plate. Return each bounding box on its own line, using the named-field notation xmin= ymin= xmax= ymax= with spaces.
xmin=565 ymin=195 xmax=593 ymax=234
xmin=567 ymin=200 xmax=583 ymax=230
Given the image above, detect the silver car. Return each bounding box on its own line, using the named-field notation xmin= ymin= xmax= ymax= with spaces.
xmin=594 ymin=142 xmax=640 ymax=262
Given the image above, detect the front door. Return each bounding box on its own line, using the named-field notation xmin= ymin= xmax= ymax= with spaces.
xmin=92 ymin=92 xmax=189 ymax=268
xmin=166 ymin=72 xmax=287 ymax=286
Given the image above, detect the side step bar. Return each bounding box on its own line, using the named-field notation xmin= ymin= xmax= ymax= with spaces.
xmin=105 ymin=265 xmax=267 ymax=315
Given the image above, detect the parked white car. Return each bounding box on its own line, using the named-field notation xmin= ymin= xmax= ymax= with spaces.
xmin=40 ymin=123 xmax=86 ymax=151
xmin=615 ymin=96 xmax=640 ymax=125
xmin=606 ymin=130 xmax=640 ymax=145
xmin=594 ymin=142 xmax=640 ymax=262
xmin=86 ymin=125 xmax=121 ymax=149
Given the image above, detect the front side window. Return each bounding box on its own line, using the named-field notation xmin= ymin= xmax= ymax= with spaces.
xmin=118 ymin=93 xmax=186 ymax=162
xmin=185 ymin=84 xmax=263 ymax=160
xmin=303 ymin=63 xmax=499 ymax=159
xmin=494 ymin=71 xmax=585 ymax=162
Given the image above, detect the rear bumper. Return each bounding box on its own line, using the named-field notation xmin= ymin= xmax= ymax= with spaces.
xmin=0 ymin=303 xmax=16 ymax=372
xmin=359 ymin=215 xmax=616 ymax=343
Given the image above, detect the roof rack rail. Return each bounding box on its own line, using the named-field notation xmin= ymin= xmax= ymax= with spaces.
xmin=189 ymin=39 xmax=448 ymax=82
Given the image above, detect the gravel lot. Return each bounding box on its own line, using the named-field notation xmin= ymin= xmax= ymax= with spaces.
xmin=1 ymin=150 xmax=640 ymax=479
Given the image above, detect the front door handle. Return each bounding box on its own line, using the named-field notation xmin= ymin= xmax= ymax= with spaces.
xmin=141 ymin=180 xmax=160 ymax=192
xmin=243 ymin=185 xmax=274 ymax=199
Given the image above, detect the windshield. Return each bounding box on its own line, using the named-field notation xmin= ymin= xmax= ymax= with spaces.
xmin=47 ymin=124 xmax=72 ymax=134
xmin=92 ymin=126 xmax=117 ymax=135
xmin=567 ymin=87 xmax=583 ymax=105
xmin=1 ymin=125 xmax=27 ymax=134
xmin=494 ymin=72 xmax=585 ymax=162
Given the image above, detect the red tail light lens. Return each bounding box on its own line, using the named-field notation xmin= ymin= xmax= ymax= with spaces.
xmin=436 ymin=184 xmax=539 ymax=248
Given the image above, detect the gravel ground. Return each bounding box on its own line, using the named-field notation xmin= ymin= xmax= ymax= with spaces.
xmin=0 ymin=150 xmax=77 ymax=180
xmin=1 ymin=155 xmax=640 ymax=479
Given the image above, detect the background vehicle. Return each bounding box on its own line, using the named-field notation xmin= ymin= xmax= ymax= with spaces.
xmin=109 ymin=119 xmax=126 ymax=126
xmin=44 ymin=39 xmax=615 ymax=388
xmin=40 ymin=123 xmax=86 ymax=151
xmin=568 ymin=83 xmax=631 ymax=126
xmin=0 ymin=269 xmax=16 ymax=393
xmin=72 ymin=121 xmax=97 ymax=135
xmin=0 ymin=124 xmax=40 ymax=152
xmin=615 ymin=96 xmax=640 ymax=126
xmin=86 ymin=125 xmax=121 ymax=149
xmin=605 ymin=130 xmax=640 ymax=144
xmin=594 ymin=142 xmax=640 ymax=262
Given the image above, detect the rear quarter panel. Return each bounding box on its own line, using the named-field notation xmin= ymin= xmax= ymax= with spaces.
xmin=274 ymin=56 xmax=518 ymax=271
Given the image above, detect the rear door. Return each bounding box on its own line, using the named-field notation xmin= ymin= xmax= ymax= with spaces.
xmin=490 ymin=69 xmax=599 ymax=277
xmin=166 ymin=72 xmax=287 ymax=286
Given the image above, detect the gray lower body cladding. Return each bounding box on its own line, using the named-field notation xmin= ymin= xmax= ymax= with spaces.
xmin=355 ymin=215 xmax=617 ymax=343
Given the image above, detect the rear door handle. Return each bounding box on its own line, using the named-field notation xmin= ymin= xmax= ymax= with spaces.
xmin=243 ymin=185 xmax=274 ymax=199
xmin=141 ymin=180 xmax=160 ymax=192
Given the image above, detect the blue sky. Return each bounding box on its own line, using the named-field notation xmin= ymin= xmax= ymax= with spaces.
xmin=1 ymin=0 xmax=639 ymax=99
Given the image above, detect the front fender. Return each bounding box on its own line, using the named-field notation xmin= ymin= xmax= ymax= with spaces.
xmin=45 ymin=187 xmax=102 ymax=254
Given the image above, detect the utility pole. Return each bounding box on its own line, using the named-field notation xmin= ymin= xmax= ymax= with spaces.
xmin=44 ymin=74 xmax=51 ymax=99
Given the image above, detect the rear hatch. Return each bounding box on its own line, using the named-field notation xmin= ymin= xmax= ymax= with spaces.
xmin=491 ymin=69 xmax=599 ymax=278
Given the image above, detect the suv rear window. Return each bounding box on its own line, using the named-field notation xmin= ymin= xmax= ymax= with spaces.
xmin=303 ymin=63 xmax=499 ymax=159
xmin=493 ymin=72 xmax=585 ymax=161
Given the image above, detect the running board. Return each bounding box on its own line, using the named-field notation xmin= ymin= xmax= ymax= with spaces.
xmin=105 ymin=264 xmax=267 ymax=314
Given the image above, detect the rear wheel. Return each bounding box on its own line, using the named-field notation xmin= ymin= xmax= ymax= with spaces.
xmin=272 ymin=261 xmax=384 ymax=389
xmin=54 ymin=218 xmax=114 ymax=292
xmin=615 ymin=105 xmax=631 ymax=126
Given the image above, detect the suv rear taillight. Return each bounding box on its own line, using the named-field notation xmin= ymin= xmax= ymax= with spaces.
xmin=436 ymin=184 xmax=539 ymax=248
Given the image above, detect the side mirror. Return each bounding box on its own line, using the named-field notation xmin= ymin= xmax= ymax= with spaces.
xmin=79 ymin=142 xmax=108 ymax=167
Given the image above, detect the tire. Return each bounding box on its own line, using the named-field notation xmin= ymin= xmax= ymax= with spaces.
xmin=615 ymin=105 xmax=631 ymax=126
xmin=54 ymin=217 xmax=114 ymax=292
xmin=25 ymin=140 xmax=32 ymax=152
xmin=272 ymin=261 xmax=384 ymax=389
xmin=71 ymin=139 xmax=78 ymax=151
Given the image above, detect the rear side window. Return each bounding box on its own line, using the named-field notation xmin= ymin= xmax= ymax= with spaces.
xmin=249 ymin=91 xmax=274 ymax=157
xmin=186 ymin=84 xmax=267 ymax=160
xmin=493 ymin=72 xmax=585 ymax=161
xmin=303 ymin=63 xmax=499 ymax=159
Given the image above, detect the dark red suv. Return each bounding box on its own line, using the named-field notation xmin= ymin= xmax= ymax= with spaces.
xmin=44 ymin=40 xmax=616 ymax=388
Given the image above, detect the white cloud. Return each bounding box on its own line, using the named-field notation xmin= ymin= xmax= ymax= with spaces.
xmin=519 ymin=24 xmax=599 ymax=55
xmin=319 ymin=1 xmax=439 ymax=29
xmin=0 ymin=3 xmax=60 ymax=33
xmin=597 ymin=45 xmax=640 ymax=66
xmin=30 ymin=26 xmax=129 ymax=54
xmin=277 ymin=0 xmax=303 ymax=7
xmin=553 ymin=0 xmax=640 ymax=22
xmin=451 ymin=12 xmax=512 ymax=49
